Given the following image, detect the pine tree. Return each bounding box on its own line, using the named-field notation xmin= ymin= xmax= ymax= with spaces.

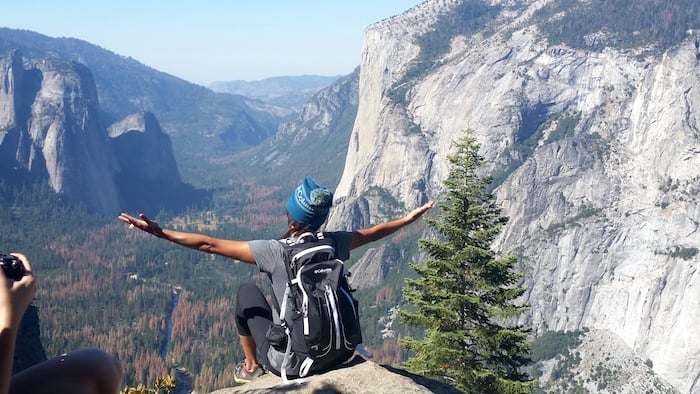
xmin=399 ymin=132 xmax=535 ymax=393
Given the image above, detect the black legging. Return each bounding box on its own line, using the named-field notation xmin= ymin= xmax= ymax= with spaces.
xmin=235 ymin=282 xmax=274 ymax=371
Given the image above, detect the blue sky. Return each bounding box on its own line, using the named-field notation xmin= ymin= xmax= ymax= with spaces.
xmin=1 ymin=1 xmax=424 ymax=85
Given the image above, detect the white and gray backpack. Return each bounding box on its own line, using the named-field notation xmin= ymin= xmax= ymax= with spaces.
xmin=266 ymin=232 xmax=362 ymax=383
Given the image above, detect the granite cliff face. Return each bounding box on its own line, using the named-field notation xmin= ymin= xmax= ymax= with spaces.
xmin=326 ymin=0 xmax=700 ymax=392
xmin=108 ymin=111 xmax=180 ymax=182
xmin=0 ymin=50 xmax=120 ymax=212
xmin=108 ymin=111 xmax=197 ymax=213
xmin=0 ymin=50 xmax=190 ymax=213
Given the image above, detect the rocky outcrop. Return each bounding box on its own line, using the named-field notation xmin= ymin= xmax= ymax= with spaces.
xmin=0 ymin=50 xmax=120 ymax=212
xmin=0 ymin=50 xmax=192 ymax=214
xmin=108 ymin=111 xmax=195 ymax=213
xmin=208 ymin=356 xmax=461 ymax=394
xmin=537 ymin=329 xmax=679 ymax=393
xmin=326 ymin=0 xmax=700 ymax=392
xmin=348 ymin=242 xmax=403 ymax=290
xmin=108 ymin=111 xmax=180 ymax=181
xmin=0 ymin=50 xmax=22 ymax=134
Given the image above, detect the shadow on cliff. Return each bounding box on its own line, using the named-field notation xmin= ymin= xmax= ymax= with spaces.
xmin=381 ymin=363 xmax=463 ymax=393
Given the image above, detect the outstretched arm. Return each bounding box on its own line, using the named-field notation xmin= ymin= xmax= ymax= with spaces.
xmin=350 ymin=200 xmax=434 ymax=250
xmin=118 ymin=213 xmax=256 ymax=264
xmin=0 ymin=254 xmax=36 ymax=394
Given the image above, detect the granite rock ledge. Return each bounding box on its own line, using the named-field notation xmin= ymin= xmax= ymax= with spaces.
xmin=208 ymin=356 xmax=461 ymax=394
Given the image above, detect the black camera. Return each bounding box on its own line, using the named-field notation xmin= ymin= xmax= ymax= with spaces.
xmin=1 ymin=254 xmax=25 ymax=280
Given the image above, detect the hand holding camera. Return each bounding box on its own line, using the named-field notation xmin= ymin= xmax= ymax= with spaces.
xmin=0 ymin=252 xmax=35 ymax=334
xmin=1 ymin=254 xmax=26 ymax=281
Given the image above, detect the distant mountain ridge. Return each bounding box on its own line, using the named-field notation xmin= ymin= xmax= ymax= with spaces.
xmin=236 ymin=69 xmax=359 ymax=189
xmin=208 ymin=75 xmax=341 ymax=112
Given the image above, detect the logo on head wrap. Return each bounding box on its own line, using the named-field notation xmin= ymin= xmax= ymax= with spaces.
xmin=287 ymin=177 xmax=333 ymax=227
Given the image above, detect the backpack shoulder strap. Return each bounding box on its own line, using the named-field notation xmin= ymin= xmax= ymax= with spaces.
xmin=268 ymin=239 xmax=297 ymax=329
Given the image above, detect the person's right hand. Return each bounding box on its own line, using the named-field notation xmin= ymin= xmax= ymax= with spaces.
xmin=0 ymin=253 xmax=36 ymax=330
xmin=118 ymin=213 xmax=163 ymax=237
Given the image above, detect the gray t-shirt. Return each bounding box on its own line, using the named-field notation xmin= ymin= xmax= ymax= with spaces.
xmin=249 ymin=231 xmax=353 ymax=311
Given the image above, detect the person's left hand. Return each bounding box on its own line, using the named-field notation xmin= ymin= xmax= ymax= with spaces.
xmin=0 ymin=253 xmax=36 ymax=330
xmin=406 ymin=200 xmax=435 ymax=222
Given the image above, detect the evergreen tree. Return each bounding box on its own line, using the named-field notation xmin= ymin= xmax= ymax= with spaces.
xmin=399 ymin=132 xmax=535 ymax=393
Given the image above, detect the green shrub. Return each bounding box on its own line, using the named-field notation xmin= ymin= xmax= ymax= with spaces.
xmin=122 ymin=375 xmax=176 ymax=394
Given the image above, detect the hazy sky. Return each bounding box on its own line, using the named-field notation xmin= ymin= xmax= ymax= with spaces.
xmin=1 ymin=1 xmax=424 ymax=86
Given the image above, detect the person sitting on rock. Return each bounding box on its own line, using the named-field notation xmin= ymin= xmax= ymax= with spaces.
xmin=119 ymin=176 xmax=433 ymax=383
